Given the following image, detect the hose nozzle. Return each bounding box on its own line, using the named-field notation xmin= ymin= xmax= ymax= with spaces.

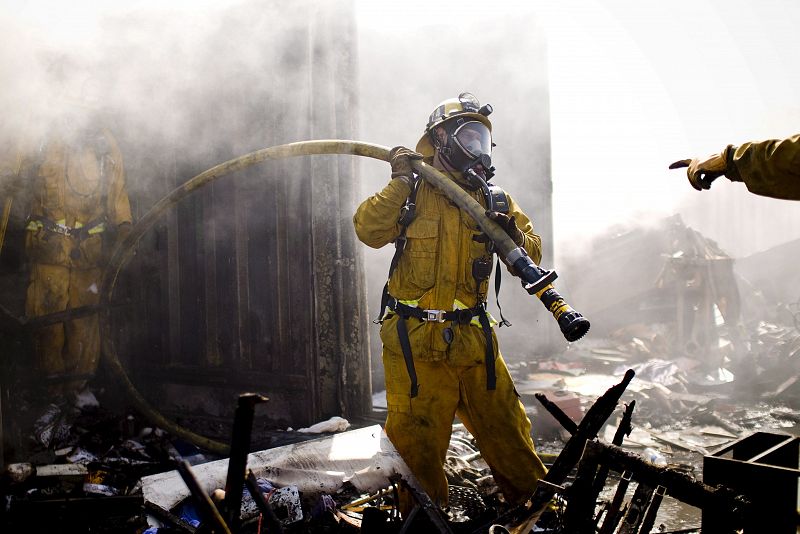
xmin=537 ymin=286 xmax=590 ymax=342
xmin=507 ymin=247 xmax=558 ymax=294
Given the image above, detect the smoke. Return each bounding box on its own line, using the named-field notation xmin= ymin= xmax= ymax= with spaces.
xmin=3 ymin=0 xmax=798 ymax=389
xmin=537 ymin=0 xmax=800 ymax=259
xmin=0 ymin=1 xmax=316 ymax=169
xmin=0 ymin=1 xmax=372 ymax=421
xmin=0 ymin=0 xmax=361 ymax=285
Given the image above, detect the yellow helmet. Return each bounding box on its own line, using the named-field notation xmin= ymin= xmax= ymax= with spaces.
xmin=415 ymin=92 xmax=494 ymax=164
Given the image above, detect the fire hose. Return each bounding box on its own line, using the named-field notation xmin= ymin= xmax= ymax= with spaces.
xmin=99 ymin=140 xmax=589 ymax=454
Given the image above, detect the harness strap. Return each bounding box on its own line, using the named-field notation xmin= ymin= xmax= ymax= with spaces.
xmin=477 ymin=305 xmax=497 ymax=391
xmin=26 ymin=216 xmax=107 ymax=240
xmin=73 ymin=216 xmax=108 ymax=241
xmin=388 ymin=297 xmax=480 ymax=324
xmin=388 ymin=297 xmax=497 ymax=396
xmin=375 ymin=282 xmax=391 ymax=325
xmin=374 ymin=179 xmax=420 ymax=324
xmin=395 ymin=315 xmax=419 ymax=398
xmin=484 ymin=183 xmax=512 ymax=328
xmin=494 ymin=257 xmax=512 ymax=327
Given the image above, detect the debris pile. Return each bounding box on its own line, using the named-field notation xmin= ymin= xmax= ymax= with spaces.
xmin=1 ymin=388 xmax=212 ymax=531
xmin=3 ymin=362 xmax=797 ymax=532
xmin=3 ymin=218 xmax=799 ymax=532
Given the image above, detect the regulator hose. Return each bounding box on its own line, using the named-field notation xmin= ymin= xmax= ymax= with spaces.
xmin=99 ymin=140 xmax=588 ymax=454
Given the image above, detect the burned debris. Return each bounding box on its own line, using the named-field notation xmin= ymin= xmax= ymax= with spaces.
xmin=4 ymin=356 xmax=794 ymax=534
xmin=1 ymin=221 xmax=799 ymax=533
xmin=1 ymin=179 xmax=798 ymax=533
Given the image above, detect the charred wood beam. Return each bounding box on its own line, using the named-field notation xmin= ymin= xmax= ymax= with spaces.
xmin=397 ymin=505 xmax=421 ymax=534
xmin=391 ymin=474 xmax=454 ymax=534
xmin=639 ymin=485 xmax=666 ymax=534
xmin=531 ymin=370 xmax=635 ymax=511
xmin=563 ymin=441 xmax=602 ymax=533
xmin=177 ymin=460 xmax=231 ymax=534
xmin=541 ymin=396 xmax=638 ymax=524
xmin=618 ymin=482 xmax=654 ymax=534
xmin=535 ymin=392 xmax=578 ymax=434
xmin=540 ymin=370 xmax=635 ymax=485
xmin=599 ymin=471 xmax=632 ymax=534
xmin=223 ymin=393 xmax=268 ymax=531
xmin=480 ymin=369 xmax=636 ymax=532
xmin=593 ymin=400 xmax=636 ymax=495
xmin=584 ymin=441 xmax=750 ymax=520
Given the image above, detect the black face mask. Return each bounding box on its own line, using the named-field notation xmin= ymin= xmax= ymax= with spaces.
xmin=468 ymin=154 xmax=495 ymax=182
xmin=436 ymin=119 xmax=494 ymax=179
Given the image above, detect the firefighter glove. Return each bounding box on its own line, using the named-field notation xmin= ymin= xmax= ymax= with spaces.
xmin=389 ymin=146 xmax=423 ymax=186
xmin=669 ymin=145 xmax=735 ymax=191
xmin=486 ymin=210 xmax=525 ymax=246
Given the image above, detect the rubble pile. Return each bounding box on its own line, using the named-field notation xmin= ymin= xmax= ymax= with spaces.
xmin=4 ymin=349 xmax=796 ymax=532
xmin=515 ymin=317 xmax=800 ymax=467
xmin=2 ymin=218 xmax=799 ymax=532
xmin=548 ymin=216 xmax=800 ymax=451
xmin=0 ymin=389 xmax=218 ymax=531
xmin=0 ymin=402 xmax=565 ymax=533
xmin=137 ymin=422 xmax=545 ymax=534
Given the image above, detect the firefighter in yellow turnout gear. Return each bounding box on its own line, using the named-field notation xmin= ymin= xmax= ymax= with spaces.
xmin=354 ymin=93 xmax=547 ymax=507
xmin=671 ymin=133 xmax=800 ymax=200
xmin=16 ymin=121 xmax=132 ymax=398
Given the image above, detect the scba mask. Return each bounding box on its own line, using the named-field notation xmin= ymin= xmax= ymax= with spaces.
xmin=442 ymin=119 xmax=493 ymax=176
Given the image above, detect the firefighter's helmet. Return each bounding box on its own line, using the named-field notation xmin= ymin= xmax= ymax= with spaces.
xmin=415 ymin=92 xmax=494 ymax=173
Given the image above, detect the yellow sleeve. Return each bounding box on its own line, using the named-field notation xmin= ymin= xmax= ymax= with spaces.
xmin=102 ymin=129 xmax=133 ymax=226
xmin=505 ymin=192 xmax=542 ymax=265
xmin=729 ymin=134 xmax=800 ymax=200
xmin=353 ymin=178 xmax=411 ymax=249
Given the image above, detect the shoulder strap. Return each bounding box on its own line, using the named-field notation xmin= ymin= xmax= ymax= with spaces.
xmin=485 ymin=184 xmax=512 ymax=327
xmin=494 ymin=256 xmax=512 ymax=327
xmin=374 ymin=179 xmax=420 ymax=324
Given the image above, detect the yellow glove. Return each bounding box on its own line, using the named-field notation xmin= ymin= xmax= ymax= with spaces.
xmin=669 ymin=145 xmax=735 ymax=191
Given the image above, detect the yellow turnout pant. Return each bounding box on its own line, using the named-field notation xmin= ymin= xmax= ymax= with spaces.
xmin=25 ymin=263 xmax=102 ymax=396
xmin=383 ymin=348 xmax=547 ymax=507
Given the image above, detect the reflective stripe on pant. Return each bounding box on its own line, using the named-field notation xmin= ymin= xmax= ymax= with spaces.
xmin=382 ymin=348 xmax=547 ymax=507
xmin=25 ymin=264 xmax=102 ymax=394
